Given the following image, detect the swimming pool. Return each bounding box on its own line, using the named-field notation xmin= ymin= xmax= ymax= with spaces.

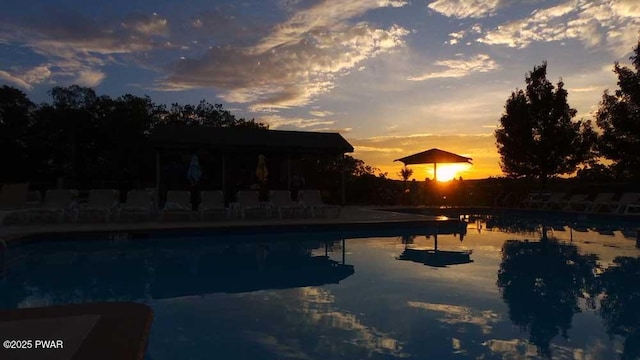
xmin=1 ymin=215 xmax=639 ymax=360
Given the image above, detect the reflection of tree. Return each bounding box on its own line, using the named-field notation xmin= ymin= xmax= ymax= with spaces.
xmin=497 ymin=239 xmax=598 ymax=357
xmin=598 ymin=257 xmax=640 ymax=360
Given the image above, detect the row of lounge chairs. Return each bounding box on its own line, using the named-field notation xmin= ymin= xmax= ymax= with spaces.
xmin=0 ymin=184 xmax=341 ymax=224
xmin=521 ymin=192 xmax=640 ymax=214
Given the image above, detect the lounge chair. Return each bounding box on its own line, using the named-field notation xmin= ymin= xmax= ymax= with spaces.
xmin=599 ymin=193 xmax=640 ymax=214
xmin=585 ymin=193 xmax=615 ymax=213
xmin=116 ymin=190 xmax=154 ymax=221
xmin=234 ymin=190 xmax=268 ymax=219
xmin=161 ymin=191 xmax=195 ymax=221
xmin=521 ymin=192 xmax=550 ymax=209
xmin=540 ymin=192 xmax=567 ymax=210
xmin=27 ymin=189 xmax=78 ymax=223
xmin=269 ymin=190 xmax=302 ymax=219
xmin=299 ymin=190 xmax=341 ymax=218
xmin=200 ymin=190 xmax=230 ymax=220
xmin=77 ymin=189 xmax=118 ymax=222
xmin=0 ymin=183 xmax=30 ymax=224
xmin=561 ymin=194 xmax=589 ymax=211
xmin=26 ymin=190 xmax=42 ymax=207
xmin=623 ymin=198 xmax=640 ymax=215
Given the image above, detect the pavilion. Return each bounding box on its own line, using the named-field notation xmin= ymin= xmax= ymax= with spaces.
xmin=149 ymin=125 xmax=354 ymax=205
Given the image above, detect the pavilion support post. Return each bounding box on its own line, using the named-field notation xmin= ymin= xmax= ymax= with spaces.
xmin=287 ymin=154 xmax=291 ymax=191
xmin=155 ymin=150 xmax=161 ymax=206
xmin=341 ymin=153 xmax=346 ymax=206
xmin=222 ymin=155 xmax=226 ymax=196
xmin=342 ymin=238 xmax=345 ymax=264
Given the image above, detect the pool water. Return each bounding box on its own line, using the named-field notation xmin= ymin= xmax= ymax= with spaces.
xmin=1 ymin=217 xmax=639 ymax=360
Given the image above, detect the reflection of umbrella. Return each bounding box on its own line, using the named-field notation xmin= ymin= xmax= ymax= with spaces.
xmin=397 ymin=233 xmax=473 ymax=267
xmin=187 ymin=154 xmax=202 ymax=185
xmin=394 ymin=148 xmax=472 ymax=181
xmin=256 ymin=154 xmax=268 ymax=183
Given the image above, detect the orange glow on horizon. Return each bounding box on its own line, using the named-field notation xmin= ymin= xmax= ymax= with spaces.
xmin=430 ymin=163 xmax=472 ymax=182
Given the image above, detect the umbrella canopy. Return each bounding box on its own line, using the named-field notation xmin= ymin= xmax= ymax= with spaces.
xmin=394 ymin=148 xmax=472 ymax=181
xmin=187 ymin=154 xmax=202 ymax=185
xmin=256 ymin=154 xmax=268 ymax=183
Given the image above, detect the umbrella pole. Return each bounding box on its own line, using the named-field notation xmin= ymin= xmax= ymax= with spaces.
xmin=434 ymin=163 xmax=437 ymax=182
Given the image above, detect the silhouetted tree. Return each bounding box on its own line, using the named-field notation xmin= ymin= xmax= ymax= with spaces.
xmin=398 ymin=166 xmax=413 ymax=182
xmin=495 ymin=62 xmax=596 ymax=184
xmin=0 ymin=85 xmax=34 ymax=182
xmin=596 ymin=40 xmax=640 ymax=180
xmin=397 ymin=166 xmax=413 ymax=204
xmin=157 ymin=100 xmax=267 ymax=128
xmin=598 ymin=257 xmax=640 ymax=360
xmin=497 ymin=238 xmax=599 ymax=357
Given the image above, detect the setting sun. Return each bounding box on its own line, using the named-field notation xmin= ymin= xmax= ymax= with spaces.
xmin=428 ymin=163 xmax=471 ymax=182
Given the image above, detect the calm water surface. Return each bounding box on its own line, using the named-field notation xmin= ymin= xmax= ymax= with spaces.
xmin=1 ymin=217 xmax=639 ymax=360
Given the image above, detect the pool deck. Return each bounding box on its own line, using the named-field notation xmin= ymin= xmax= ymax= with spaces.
xmin=0 ymin=302 xmax=153 ymax=360
xmin=0 ymin=206 xmax=458 ymax=244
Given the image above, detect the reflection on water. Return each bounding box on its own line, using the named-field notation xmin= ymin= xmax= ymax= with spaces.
xmin=497 ymin=238 xmax=599 ymax=358
xmin=598 ymin=257 xmax=640 ymax=360
xmin=0 ymin=215 xmax=639 ymax=359
xmin=0 ymin=239 xmax=354 ymax=308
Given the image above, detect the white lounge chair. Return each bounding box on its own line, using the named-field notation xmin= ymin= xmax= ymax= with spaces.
xmin=77 ymin=189 xmax=118 ymax=222
xmin=624 ymin=202 xmax=640 ymax=215
xmin=586 ymin=193 xmax=615 ymax=212
xmin=600 ymin=193 xmax=640 ymax=214
xmin=161 ymin=191 xmax=194 ymax=221
xmin=200 ymin=190 xmax=230 ymax=220
xmin=0 ymin=183 xmax=30 ymax=224
xmin=299 ymin=190 xmax=341 ymax=218
xmin=234 ymin=190 xmax=268 ymax=219
xmin=116 ymin=190 xmax=154 ymax=221
xmin=269 ymin=190 xmax=302 ymax=219
xmin=561 ymin=194 xmax=589 ymax=211
xmin=27 ymin=189 xmax=77 ymax=223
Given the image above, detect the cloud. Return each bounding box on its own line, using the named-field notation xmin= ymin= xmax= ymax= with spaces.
xmin=0 ymin=65 xmax=52 ymax=90
xmin=0 ymin=12 xmax=170 ymax=88
xmin=408 ymin=54 xmax=499 ymax=81
xmin=309 ymin=110 xmax=334 ymax=117
xmin=121 ymin=12 xmax=169 ymax=37
xmin=408 ymin=301 xmax=500 ymax=334
xmin=160 ymin=0 xmax=409 ymax=111
xmin=476 ymin=0 xmax=640 ymax=55
xmin=252 ymin=0 xmax=407 ymax=54
xmin=0 ymin=70 xmax=34 ymax=89
xmin=354 ymin=146 xmax=405 ymax=153
xmin=257 ymin=114 xmax=336 ymax=130
xmin=74 ymin=69 xmax=106 ymax=87
xmin=427 ymin=0 xmax=502 ymax=19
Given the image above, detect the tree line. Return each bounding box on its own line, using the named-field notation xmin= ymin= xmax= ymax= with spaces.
xmin=0 ymin=85 xmax=267 ymax=188
xmin=495 ymin=40 xmax=640 ymax=183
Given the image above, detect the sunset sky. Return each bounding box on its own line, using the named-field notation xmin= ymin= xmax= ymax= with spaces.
xmin=1 ymin=0 xmax=639 ymax=180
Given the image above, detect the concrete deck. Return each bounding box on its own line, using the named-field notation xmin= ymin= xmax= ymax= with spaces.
xmin=0 ymin=206 xmax=457 ymax=244
xmin=0 ymin=302 xmax=153 ymax=360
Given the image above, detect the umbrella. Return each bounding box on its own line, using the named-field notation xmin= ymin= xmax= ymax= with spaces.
xmin=187 ymin=154 xmax=202 ymax=185
xmin=256 ymin=154 xmax=268 ymax=183
xmin=394 ymin=148 xmax=472 ymax=181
